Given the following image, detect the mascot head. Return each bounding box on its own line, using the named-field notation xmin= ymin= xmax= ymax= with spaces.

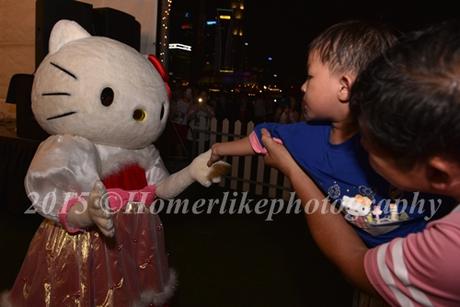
xmin=32 ymin=20 xmax=170 ymax=149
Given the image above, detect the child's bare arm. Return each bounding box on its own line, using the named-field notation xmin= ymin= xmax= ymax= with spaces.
xmin=207 ymin=137 xmax=255 ymax=166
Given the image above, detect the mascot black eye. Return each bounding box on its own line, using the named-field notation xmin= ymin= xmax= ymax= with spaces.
xmin=100 ymin=87 xmax=114 ymax=106
xmin=160 ymin=104 xmax=165 ymax=120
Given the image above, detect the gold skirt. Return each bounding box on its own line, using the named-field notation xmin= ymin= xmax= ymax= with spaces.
xmin=5 ymin=209 xmax=175 ymax=307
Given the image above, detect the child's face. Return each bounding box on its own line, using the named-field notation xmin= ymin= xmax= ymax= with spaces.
xmin=300 ymin=51 xmax=347 ymax=121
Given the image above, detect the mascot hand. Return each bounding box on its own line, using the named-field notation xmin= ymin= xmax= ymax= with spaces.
xmin=189 ymin=149 xmax=231 ymax=187
xmin=88 ymin=181 xmax=115 ymax=237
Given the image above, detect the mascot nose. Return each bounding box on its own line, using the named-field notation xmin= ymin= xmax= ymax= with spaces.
xmin=133 ymin=108 xmax=146 ymax=121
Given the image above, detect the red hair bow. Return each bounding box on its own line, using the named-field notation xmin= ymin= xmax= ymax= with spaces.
xmin=148 ymin=54 xmax=171 ymax=99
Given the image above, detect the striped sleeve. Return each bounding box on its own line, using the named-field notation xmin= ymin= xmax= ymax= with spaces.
xmin=364 ymin=207 xmax=460 ymax=306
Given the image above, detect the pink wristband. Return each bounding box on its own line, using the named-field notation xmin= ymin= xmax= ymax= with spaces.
xmin=249 ymin=131 xmax=284 ymax=154
xmin=249 ymin=131 xmax=268 ymax=154
xmin=59 ymin=196 xmax=85 ymax=234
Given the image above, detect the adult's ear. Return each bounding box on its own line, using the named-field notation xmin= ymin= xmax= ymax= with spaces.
xmin=337 ymin=74 xmax=355 ymax=103
xmin=427 ymin=156 xmax=460 ymax=193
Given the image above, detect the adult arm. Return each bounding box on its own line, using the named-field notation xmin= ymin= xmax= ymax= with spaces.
xmin=260 ymin=129 xmax=378 ymax=295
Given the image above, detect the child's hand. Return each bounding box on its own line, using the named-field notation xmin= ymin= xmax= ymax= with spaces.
xmin=207 ymin=143 xmax=224 ymax=167
xmin=88 ymin=181 xmax=115 ymax=237
xmin=261 ymin=128 xmax=298 ymax=176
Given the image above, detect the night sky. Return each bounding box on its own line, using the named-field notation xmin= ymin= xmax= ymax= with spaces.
xmin=244 ymin=0 xmax=460 ymax=89
xmin=170 ymin=0 xmax=460 ymax=91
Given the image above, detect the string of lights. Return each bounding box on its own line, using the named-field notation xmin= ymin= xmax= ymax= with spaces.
xmin=159 ymin=0 xmax=173 ymax=67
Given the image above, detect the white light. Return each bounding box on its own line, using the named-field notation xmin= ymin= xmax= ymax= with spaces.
xmin=273 ymin=74 xmax=278 ymax=78
xmin=169 ymin=43 xmax=192 ymax=51
xmin=244 ymin=42 xmax=248 ymax=46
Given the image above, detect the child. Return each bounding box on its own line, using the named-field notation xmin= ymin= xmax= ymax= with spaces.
xmin=208 ymin=20 xmax=449 ymax=247
xmin=261 ymin=20 xmax=460 ymax=305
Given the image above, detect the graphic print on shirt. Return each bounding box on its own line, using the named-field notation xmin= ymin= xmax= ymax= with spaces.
xmin=327 ymin=182 xmax=412 ymax=236
xmin=327 ymin=183 xmax=341 ymax=199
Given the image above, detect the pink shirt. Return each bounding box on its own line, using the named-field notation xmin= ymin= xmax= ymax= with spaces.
xmin=365 ymin=205 xmax=460 ymax=306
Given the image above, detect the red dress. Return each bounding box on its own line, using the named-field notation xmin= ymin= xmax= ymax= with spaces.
xmin=7 ymin=164 xmax=175 ymax=306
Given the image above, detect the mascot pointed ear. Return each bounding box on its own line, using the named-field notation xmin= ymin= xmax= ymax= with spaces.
xmin=148 ymin=55 xmax=172 ymax=99
xmin=49 ymin=20 xmax=91 ymax=54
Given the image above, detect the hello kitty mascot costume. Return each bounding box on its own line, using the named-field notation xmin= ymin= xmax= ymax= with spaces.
xmin=2 ymin=20 xmax=228 ymax=307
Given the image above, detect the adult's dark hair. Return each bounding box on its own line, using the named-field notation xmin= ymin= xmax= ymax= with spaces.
xmin=309 ymin=20 xmax=398 ymax=75
xmin=350 ymin=20 xmax=460 ymax=168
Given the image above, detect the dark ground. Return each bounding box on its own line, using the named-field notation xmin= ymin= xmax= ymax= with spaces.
xmin=167 ymin=188 xmax=354 ymax=307
xmin=0 ymin=159 xmax=353 ymax=306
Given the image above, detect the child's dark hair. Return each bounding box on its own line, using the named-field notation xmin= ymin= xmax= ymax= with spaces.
xmin=309 ymin=20 xmax=398 ymax=75
xmin=350 ymin=20 xmax=460 ymax=168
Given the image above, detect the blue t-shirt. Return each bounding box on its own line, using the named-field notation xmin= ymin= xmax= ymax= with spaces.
xmin=253 ymin=121 xmax=449 ymax=247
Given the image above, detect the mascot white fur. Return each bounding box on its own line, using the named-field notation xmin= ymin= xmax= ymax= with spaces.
xmin=2 ymin=20 xmax=229 ymax=307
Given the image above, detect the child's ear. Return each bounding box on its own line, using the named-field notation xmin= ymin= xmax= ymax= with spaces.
xmin=427 ymin=156 xmax=460 ymax=193
xmin=337 ymin=74 xmax=355 ymax=103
